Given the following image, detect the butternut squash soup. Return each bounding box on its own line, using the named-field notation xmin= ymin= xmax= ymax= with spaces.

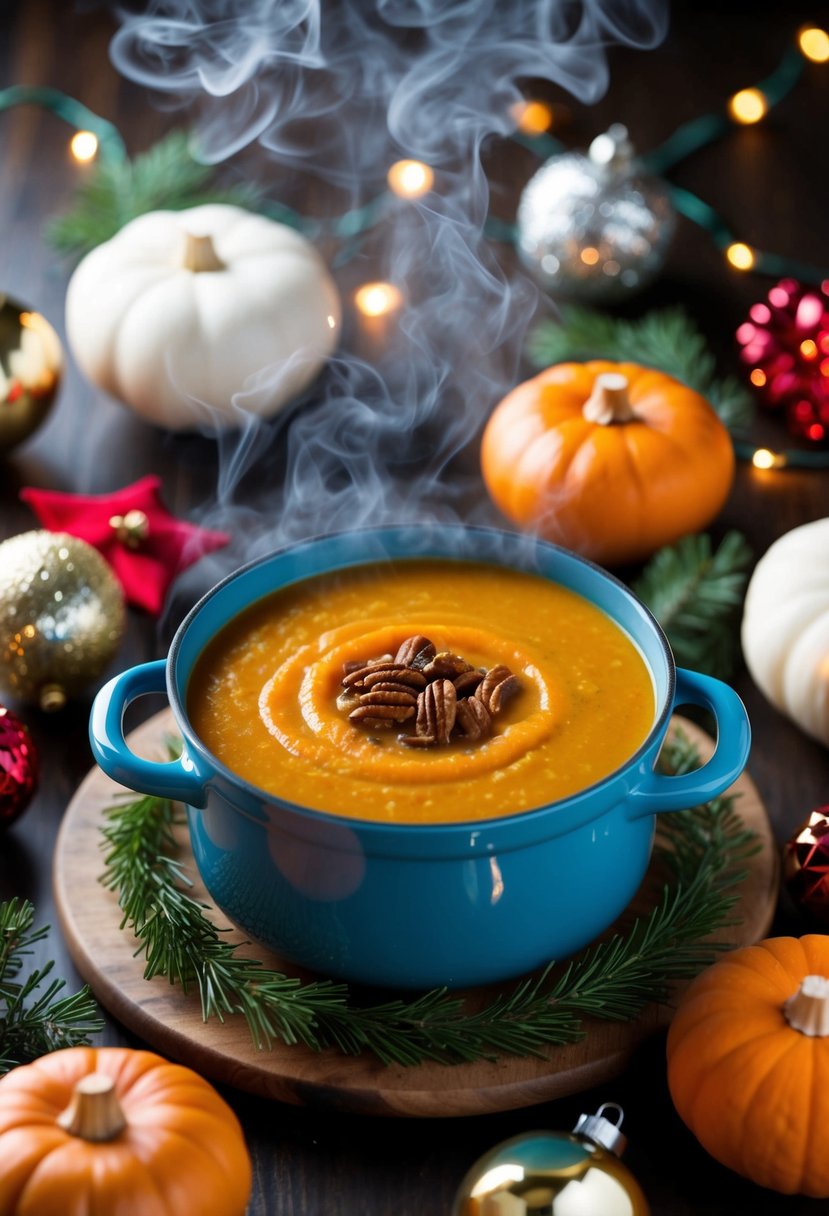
xmin=187 ymin=560 xmax=655 ymax=824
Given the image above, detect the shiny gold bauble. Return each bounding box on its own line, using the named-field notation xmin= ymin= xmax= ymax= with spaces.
xmin=453 ymin=1124 xmax=650 ymax=1216
xmin=0 ymin=531 xmax=125 ymax=710
xmin=0 ymin=296 xmax=62 ymax=454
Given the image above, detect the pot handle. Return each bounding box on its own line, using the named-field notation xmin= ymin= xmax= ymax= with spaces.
xmin=627 ymin=668 xmax=750 ymax=818
xmin=89 ymin=660 xmax=209 ymax=808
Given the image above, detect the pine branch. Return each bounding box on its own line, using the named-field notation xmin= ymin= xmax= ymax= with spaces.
xmin=48 ymin=130 xmax=261 ymax=260
xmin=528 ymin=306 xmax=755 ymax=433
xmin=0 ymin=898 xmax=104 ymax=1074
xmin=632 ymin=532 xmax=753 ymax=679
xmin=100 ymin=730 xmax=756 ymax=1067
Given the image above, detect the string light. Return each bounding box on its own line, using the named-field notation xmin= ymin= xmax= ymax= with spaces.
xmin=750 ymin=368 xmax=767 ymax=387
xmin=726 ymin=242 xmax=756 ymax=271
xmin=511 ymin=100 xmax=554 ymax=136
xmin=387 ymin=160 xmax=434 ymax=199
xmin=751 ymin=448 xmax=787 ymax=470
xmin=580 ymin=246 xmax=600 ymax=266
xmin=69 ymin=130 xmax=99 ymax=162
xmin=728 ymin=88 xmax=768 ymax=124
xmin=354 ymin=282 xmax=403 ymax=318
xmin=799 ymin=26 xmax=829 ymax=63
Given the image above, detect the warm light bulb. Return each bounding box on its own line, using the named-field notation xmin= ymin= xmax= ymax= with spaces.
xmin=70 ymin=130 xmax=99 ymax=162
xmin=752 ymin=448 xmax=785 ymax=470
xmin=728 ymin=88 xmax=768 ymax=124
xmin=511 ymin=99 xmax=554 ymax=135
xmin=580 ymin=246 xmax=600 ymax=266
xmin=750 ymin=368 xmax=767 ymax=387
xmin=800 ymin=338 xmax=818 ymax=359
xmin=799 ymin=26 xmax=829 ymax=62
xmin=726 ymin=242 xmax=755 ymax=271
xmin=387 ymin=160 xmax=434 ymax=199
xmin=354 ymin=282 xmax=403 ymax=318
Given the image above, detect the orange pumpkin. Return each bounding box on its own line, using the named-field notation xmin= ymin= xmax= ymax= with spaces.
xmin=0 ymin=1046 xmax=252 ymax=1215
xmin=481 ymin=360 xmax=735 ymax=566
xmin=667 ymin=935 xmax=829 ymax=1197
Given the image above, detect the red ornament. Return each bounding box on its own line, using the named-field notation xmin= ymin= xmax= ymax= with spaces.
xmin=736 ymin=278 xmax=829 ymax=444
xmin=783 ymin=807 xmax=829 ymax=927
xmin=0 ymin=705 xmax=38 ymax=827
xmin=20 ymin=476 xmax=230 ymax=616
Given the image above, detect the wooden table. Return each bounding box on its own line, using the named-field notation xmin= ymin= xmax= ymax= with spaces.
xmin=2 ymin=2 xmax=829 ymax=1212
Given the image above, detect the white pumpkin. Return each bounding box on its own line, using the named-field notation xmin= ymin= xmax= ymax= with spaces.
xmin=741 ymin=517 xmax=829 ymax=746
xmin=65 ymin=204 xmax=341 ymax=430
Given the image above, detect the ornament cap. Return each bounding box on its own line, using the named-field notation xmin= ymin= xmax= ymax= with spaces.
xmin=39 ymin=683 xmax=67 ymax=713
xmin=589 ymin=123 xmax=634 ymax=172
xmin=573 ymin=1102 xmax=628 ymax=1156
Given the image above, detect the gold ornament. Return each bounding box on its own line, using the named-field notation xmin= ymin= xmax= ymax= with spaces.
xmin=0 ymin=531 xmax=125 ymax=711
xmin=453 ymin=1104 xmax=650 ymax=1216
xmin=0 ymin=296 xmax=62 ymax=454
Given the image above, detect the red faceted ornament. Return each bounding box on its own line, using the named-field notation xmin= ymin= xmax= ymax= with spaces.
xmin=0 ymin=705 xmax=38 ymax=827
xmin=736 ymin=278 xmax=829 ymax=444
xmin=783 ymin=807 xmax=829 ymax=927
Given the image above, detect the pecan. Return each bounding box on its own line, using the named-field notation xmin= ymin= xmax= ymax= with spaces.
xmin=453 ymin=669 xmax=484 ymax=697
xmin=422 ymin=651 xmax=474 ymax=679
xmin=476 ymin=665 xmax=521 ymax=714
xmin=349 ymin=703 xmax=415 ymax=725
xmin=456 ymin=696 xmax=492 ymax=740
xmin=368 ymin=681 xmax=423 ymax=698
xmin=398 ymin=733 xmax=437 ymax=747
xmin=394 ymin=635 xmax=437 ymax=669
xmin=361 ymin=666 xmax=427 ymax=690
xmin=343 ymin=663 xmax=427 ymax=689
xmin=342 ymin=654 xmax=392 ymax=677
xmin=358 ymin=689 xmax=418 ymax=709
xmin=419 ymin=678 xmax=456 ymax=745
xmin=336 ymin=689 xmax=361 ymax=713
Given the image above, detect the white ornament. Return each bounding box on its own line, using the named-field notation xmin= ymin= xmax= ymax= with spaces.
xmin=741 ymin=517 xmax=829 ymax=747
xmin=66 ymin=204 xmax=341 ymax=430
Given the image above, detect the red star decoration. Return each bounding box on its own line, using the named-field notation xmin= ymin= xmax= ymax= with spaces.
xmin=20 ymin=476 xmax=230 ymax=616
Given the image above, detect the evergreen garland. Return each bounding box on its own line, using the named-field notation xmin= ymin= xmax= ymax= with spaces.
xmin=101 ymin=730 xmax=757 ymax=1068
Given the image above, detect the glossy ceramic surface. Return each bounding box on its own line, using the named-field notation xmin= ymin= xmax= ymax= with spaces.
xmin=89 ymin=526 xmax=751 ymax=989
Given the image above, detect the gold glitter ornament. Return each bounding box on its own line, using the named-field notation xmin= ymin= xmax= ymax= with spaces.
xmin=0 ymin=531 xmax=125 ymax=711
xmin=453 ymin=1104 xmax=650 ymax=1216
xmin=0 ymin=296 xmax=62 ymax=454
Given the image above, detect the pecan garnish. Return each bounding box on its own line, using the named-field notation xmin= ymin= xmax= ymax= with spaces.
xmin=476 ymin=665 xmax=521 ymax=714
xmin=394 ymin=635 xmax=437 ymax=669
xmin=456 ymin=695 xmax=491 ymax=740
xmin=422 ymin=651 xmax=474 ymax=679
xmin=339 ymin=633 xmax=521 ymax=748
xmin=419 ymin=679 xmax=456 ymax=745
xmin=453 ymin=669 xmax=484 ymax=697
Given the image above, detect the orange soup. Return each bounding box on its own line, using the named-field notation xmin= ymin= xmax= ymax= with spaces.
xmin=187 ymin=560 xmax=655 ymax=824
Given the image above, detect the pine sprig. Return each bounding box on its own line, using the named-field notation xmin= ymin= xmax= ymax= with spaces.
xmin=528 ymin=306 xmax=754 ymax=433
xmin=48 ymin=130 xmax=261 ymax=260
xmin=633 ymin=531 xmax=753 ymax=679
xmin=0 ymin=898 xmax=104 ymax=1073
xmin=100 ymin=730 xmax=756 ymax=1067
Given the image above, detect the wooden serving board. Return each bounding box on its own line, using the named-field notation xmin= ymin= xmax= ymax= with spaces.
xmin=54 ymin=711 xmax=778 ymax=1118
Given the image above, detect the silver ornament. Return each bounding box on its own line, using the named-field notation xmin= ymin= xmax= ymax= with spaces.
xmin=517 ymin=124 xmax=676 ymax=302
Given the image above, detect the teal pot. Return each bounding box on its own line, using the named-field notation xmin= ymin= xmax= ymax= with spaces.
xmin=89 ymin=526 xmax=750 ymax=990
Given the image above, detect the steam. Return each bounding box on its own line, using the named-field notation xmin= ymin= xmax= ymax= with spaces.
xmin=108 ymin=0 xmax=668 ymax=606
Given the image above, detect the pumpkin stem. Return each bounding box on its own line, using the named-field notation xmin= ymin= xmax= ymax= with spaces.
xmin=582 ymin=373 xmax=636 ymax=425
xmin=181 ymin=231 xmax=225 ymax=273
xmin=784 ymin=974 xmax=829 ymax=1037
xmin=57 ymin=1073 xmax=127 ymax=1142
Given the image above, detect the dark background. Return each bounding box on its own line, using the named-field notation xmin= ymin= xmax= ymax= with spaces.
xmin=2 ymin=1 xmax=829 ymax=1212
